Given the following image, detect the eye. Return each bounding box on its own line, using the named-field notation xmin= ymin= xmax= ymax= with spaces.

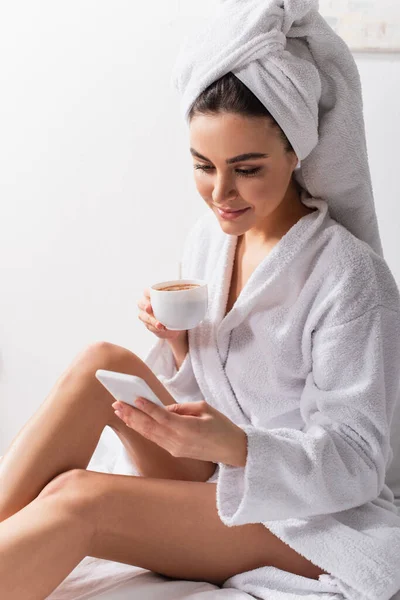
xmin=193 ymin=164 xmax=262 ymax=178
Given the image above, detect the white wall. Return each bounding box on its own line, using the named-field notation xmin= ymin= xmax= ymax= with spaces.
xmin=1 ymin=2 xmax=399 ymax=455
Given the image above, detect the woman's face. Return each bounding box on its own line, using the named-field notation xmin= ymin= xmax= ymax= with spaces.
xmin=189 ymin=112 xmax=299 ymax=238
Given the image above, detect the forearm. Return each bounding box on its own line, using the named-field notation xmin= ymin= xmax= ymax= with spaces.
xmin=167 ymin=332 xmax=188 ymax=371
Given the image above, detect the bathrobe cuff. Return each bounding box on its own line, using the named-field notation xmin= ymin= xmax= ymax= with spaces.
xmin=215 ymin=419 xmax=384 ymax=526
xmin=143 ymin=337 xmax=202 ymax=403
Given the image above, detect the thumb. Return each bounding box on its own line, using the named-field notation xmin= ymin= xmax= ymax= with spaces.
xmin=166 ymin=401 xmax=206 ymax=416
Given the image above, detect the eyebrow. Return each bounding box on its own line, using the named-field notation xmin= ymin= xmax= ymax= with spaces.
xmin=190 ymin=148 xmax=269 ymax=164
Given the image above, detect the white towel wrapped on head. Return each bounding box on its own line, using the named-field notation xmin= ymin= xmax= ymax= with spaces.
xmin=171 ymin=0 xmax=383 ymax=256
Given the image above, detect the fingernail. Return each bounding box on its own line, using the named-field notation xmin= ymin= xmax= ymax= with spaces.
xmin=114 ymin=410 xmax=123 ymax=418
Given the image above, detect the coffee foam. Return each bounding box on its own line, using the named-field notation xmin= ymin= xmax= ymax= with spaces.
xmin=159 ymin=283 xmax=200 ymax=292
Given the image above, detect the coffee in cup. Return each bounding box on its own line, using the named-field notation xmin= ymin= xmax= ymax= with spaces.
xmin=150 ymin=279 xmax=208 ymax=330
xmin=159 ymin=283 xmax=200 ymax=292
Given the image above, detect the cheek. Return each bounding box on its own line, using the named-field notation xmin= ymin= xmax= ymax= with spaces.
xmin=241 ymin=179 xmax=271 ymax=207
xmin=252 ymin=170 xmax=285 ymax=195
xmin=245 ymin=176 xmax=285 ymax=214
xmin=194 ymin=175 xmax=211 ymax=197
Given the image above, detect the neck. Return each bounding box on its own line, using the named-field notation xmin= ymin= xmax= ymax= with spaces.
xmin=241 ymin=179 xmax=311 ymax=251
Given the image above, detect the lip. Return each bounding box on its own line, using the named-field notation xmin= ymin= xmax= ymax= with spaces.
xmin=216 ymin=206 xmax=251 ymax=220
xmin=215 ymin=206 xmax=248 ymax=213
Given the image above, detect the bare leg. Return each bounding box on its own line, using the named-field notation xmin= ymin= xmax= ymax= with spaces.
xmin=0 ymin=341 xmax=216 ymax=522
xmin=0 ymin=490 xmax=93 ymax=599
xmin=0 ymin=469 xmax=327 ymax=599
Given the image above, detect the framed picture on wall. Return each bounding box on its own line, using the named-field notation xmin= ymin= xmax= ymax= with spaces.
xmin=319 ymin=0 xmax=400 ymax=52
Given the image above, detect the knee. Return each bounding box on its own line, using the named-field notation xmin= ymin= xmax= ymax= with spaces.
xmin=37 ymin=469 xmax=95 ymax=520
xmin=78 ymin=341 xmax=124 ymax=367
xmin=37 ymin=469 xmax=97 ymax=537
xmin=72 ymin=341 xmax=135 ymax=375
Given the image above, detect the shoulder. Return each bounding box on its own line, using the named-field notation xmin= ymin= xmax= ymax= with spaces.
xmin=310 ymin=214 xmax=400 ymax=328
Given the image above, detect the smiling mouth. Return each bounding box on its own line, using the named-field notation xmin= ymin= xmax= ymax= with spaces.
xmin=214 ymin=206 xmax=249 ymax=213
xmin=215 ymin=206 xmax=251 ymax=220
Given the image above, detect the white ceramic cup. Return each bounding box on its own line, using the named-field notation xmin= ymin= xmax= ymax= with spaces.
xmin=149 ymin=279 xmax=208 ymax=331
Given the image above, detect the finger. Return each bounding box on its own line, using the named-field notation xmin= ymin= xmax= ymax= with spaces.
xmin=133 ymin=397 xmax=173 ymax=424
xmin=138 ymin=312 xmax=165 ymax=331
xmin=137 ymin=299 xmax=157 ymax=319
xmin=115 ymin=402 xmax=166 ymax=446
xmin=119 ymin=400 xmax=180 ymax=453
xmin=166 ymin=400 xmax=208 ymax=416
xmin=137 ymin=298 xmax=152 ymax=314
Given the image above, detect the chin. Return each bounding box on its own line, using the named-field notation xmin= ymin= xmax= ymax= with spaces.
xmin=216 ymin=218 xmax=252 ymax=237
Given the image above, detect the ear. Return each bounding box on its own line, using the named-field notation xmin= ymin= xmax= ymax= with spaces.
xmin=293 ymin=152 xmax=301 ymax=171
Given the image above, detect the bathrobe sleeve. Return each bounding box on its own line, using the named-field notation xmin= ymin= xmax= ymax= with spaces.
xmin=215 ymin=304 xmax=400 ymax=524
xmin=143 ymin=337 xmax=203 ymax=403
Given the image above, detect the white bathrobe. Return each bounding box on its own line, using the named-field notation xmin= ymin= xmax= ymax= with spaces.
xmin=114 ymin=189 xmax=400 ymax=600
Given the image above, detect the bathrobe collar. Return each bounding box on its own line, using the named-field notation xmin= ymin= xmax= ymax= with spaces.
xmin=189 ymin=192 xmax=330 ymax=424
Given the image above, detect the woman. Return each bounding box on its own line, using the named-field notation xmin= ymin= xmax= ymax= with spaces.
xmin=2 ymin=7 xmax=400 ymax=600
xmin=1 ymin=69 xmax=399 ymax=600
xmin=0 ymin=73 xmax=331 ymax=598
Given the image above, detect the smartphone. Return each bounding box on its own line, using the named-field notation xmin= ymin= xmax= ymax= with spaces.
xmin=95 ymin=369 xmax=166 ymax=409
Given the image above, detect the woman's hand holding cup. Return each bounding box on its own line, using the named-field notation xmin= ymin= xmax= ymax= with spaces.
xmin=137 ymin=288 xmax=186 ymax=341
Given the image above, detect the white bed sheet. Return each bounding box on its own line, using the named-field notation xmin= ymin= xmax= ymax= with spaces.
xmin=47 ymin=556 xmax=252 ymax=600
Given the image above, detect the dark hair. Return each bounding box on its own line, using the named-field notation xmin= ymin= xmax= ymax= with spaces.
xmin=188 ymin=72 xmax=294 ymax=155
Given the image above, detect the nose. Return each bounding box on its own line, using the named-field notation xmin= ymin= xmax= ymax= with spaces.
xmin=211 ymin=172 xmax=238 ymax=205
